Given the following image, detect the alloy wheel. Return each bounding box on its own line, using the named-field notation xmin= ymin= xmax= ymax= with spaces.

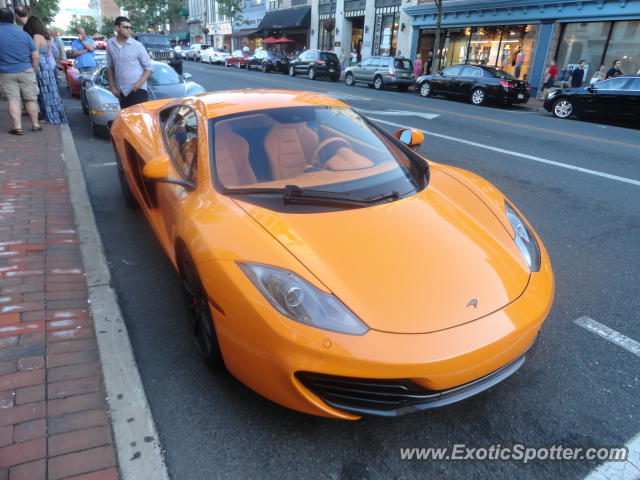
xmin=309 ymin=68 xmax=315 ymax=80
xmin=420 ymin=82 xmax=431 ymax=97
xmin=374 ymin=77 xmax=383 ymax=89
xmin=471 ymin=88 xmax=485 ymax=105
xmin=553 ymin=99 xmax=573 ymax=118
xmin=345 ymin=73 xmax=354 ymax=86
xmin=289 ymin=65 xmax=295 ymax=76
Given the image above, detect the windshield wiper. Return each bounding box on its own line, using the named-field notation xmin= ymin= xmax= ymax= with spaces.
xmin=283 ymin=185 xmax=399 ymax=207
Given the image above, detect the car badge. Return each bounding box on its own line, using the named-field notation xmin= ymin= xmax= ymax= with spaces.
xmin=467 ymin=299 xmax=478 ymax=308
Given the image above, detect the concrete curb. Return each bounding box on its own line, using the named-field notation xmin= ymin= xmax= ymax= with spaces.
xmin=60 ymin=124 xmax=170 ymax=480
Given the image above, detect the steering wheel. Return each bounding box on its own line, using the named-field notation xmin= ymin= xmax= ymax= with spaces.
xmin=310 ymin=137 xmax=352 ymax=168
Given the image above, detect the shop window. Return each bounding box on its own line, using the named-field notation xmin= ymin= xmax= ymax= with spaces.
xmin=556 ymin=22 xmax=611 ymax=81
xmin=603 ymin=21 xmax=639 ymax=79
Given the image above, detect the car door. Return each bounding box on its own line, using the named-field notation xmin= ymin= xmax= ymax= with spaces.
xmin=354 ymin=57 xmax=371 ymax=81
xmin=157 ymin=105 xmax=200 ymax=248
xmin=437 ymin=66 xmax=464 ymax=95
xmin=620 ymin=78 xmax=640 ymax=121
xmin=457 ymin=66 xmax=482 ymax=97
xmin=587 ymin=77 xmax=629 ymax=116
xmin=364 ymin=57 xmax=381 ymax=83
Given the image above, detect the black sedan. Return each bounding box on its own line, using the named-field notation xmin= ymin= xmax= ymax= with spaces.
xmin=544 ymin=76 xmax=640 ymax=121
xmin=245 ymin=50 xmax=289 ymax=74
xmin=416 ymin=64 xmax=530 ymax=106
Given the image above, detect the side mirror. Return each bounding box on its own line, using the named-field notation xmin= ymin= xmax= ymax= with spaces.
xmin=143 ymin=154 xmax=195 ymax=190
xmin=182 ymin=72 xmax=192 ymax=81
xmin=394 ymin=128 xmax=424 ymax=151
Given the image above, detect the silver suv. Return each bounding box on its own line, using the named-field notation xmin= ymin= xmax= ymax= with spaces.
xmin=344 ymin=56 xmax=414 ymax=91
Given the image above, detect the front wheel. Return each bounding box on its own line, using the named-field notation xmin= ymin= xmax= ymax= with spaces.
xmin=179 ymin=253 xmax=224 ymax=369
xmin=419 ymin=82 xmax=432 ymax=97
xmin=471 ymin=88 xmax=486 ymax=105
xmin=262 ymin=63 xmax=269 ymax=73
xmin=236 ymin=61 xmax=241 ymax=69
xmin=373 ymin=76 xmax=383 ymax=90
xmin=308 ymin=67 xmax=315 ymax=80
xmin=224 ymin=59 xmax=228 ymax=67
xmin=552 ymin=98 xmax=574 ymax=119
xmin=289 ymin=65 xmax=295 ymax=76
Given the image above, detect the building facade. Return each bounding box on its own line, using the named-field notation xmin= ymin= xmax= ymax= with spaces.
xmin=309 ymin=0 xmax=416 ymax=63
xmin=188 ymin=0 xmax=232 ymax=48
xmin=232 ymin=0 xmax=266 ymax=50
xmin=405 ymin=0 xmax=640 ymax=94
xmin=257 ymin=0 xmax=311 ymax=53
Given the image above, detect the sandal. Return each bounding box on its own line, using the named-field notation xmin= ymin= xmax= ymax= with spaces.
xmin=32 ymin=126 xmax=42 ymax=132
xmin=9 ymin=128 xmax=24 ymax=135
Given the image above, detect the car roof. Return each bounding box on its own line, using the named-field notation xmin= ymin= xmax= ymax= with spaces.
xmin=173 ymin=90 xmax=349 ymax=119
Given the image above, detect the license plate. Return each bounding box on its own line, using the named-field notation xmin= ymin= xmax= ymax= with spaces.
xmin=329 ymin=69 xmax=335 ymax=73
xmin=518 ymin=94 xmax=524 ymax=100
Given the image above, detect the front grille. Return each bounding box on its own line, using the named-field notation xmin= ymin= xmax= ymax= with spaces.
xmin=151 ymin=50 xmax=171 ymax=61
xmin=296 ymin=352 xmax=527 ymax=417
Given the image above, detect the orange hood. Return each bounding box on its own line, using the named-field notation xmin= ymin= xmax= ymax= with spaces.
xmin=234 ymin=168 xmax=531 ymax=334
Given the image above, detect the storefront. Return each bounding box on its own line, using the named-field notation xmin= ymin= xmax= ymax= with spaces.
xmin=373 ymin=5 xmax=400 ymax=56
xmin=406 ymin=0 xmax=640 ymax=95
xmin=258 ymin=6 xmax=311 ymax=53
xmin=232 ymin=0 xmax=265 ymax=51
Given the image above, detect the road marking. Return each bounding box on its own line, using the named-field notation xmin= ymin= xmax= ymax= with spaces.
xmin=356 ymin=108 xmax=439 ymax=120
xmin=574 ymin=316 xmax=640 ymax=357
xmin=323 ymin=92 xmax=371 ymax=101
xmin=89 ymin=162 xmax=116 ymax=167
xmin=583 ymin=433 xmax=640 ymax=480
xmin=370 ymin=117 xmax=640 ymax=187
xmin=186 ymin=64 xmax=640 ymax=151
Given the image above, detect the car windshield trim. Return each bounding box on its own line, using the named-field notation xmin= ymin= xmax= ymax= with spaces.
xmin=208 ymin=106 xmax=430 ymax=204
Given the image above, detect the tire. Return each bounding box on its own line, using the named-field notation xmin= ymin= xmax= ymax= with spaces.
xmin=113 ymin=142 xmax=137 ymax=209
xmin=262 ymin=63 xmax=269 ymax=73
xmin=178 ymin=252 xmax=224 ymax=369
xmin=224 ymin=59 xmax=228 ymax=67
xmin=236 ymin=61 xmax=241 ymax=69
xmin=397 ymin=85 xmax=408 ymax=92
xmin=552 ymin=98 xmax=574 ymax=119
xmin=345 ymin=72 xmax=354 ymax=86
xmin=308 ymin=67 xmax=315 ymax=80
xmin=471 ymin=88 xmax=486 ymax=105
xmin=419 ymin=81 xmax=432 ymax=97
xmin=373 ymin=76 xmax=383 ymax=90
xmin=289 ymin=65 xmax=295 ymax=76
xmin=90 ymin=116 xmax=108 ymax=139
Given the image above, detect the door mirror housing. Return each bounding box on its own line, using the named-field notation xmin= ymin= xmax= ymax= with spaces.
xmin=394 ymin=128 xmax=425 ymax=151
xmin=182 ymin=72 xmax=192 ymax=81
xmin=143 ymin=154 xmax=195 ymax=190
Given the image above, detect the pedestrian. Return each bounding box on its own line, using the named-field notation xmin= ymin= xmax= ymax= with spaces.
xmin=590 ymin=64 xmax=606 ymax=84
xmin=14 ymin=6 xmax=28 ymax=27
xmin=350 ymin=49 xmax=357 ymax=66
xmin=413 ymin=53 xmax=423 ymax=77
xmin=0 ymin=7 xmax=41 ymax=134
xmin=50 ymin=30 xmax=66 ymax=85
xmin=540 ymin=59 xmax=558 ymax=99
xmin=23 ymin=16 xmax=66 ymax=125
xmin=71 ymin=28 xmax=96 ymax=73
xmin=570 ymin=59 xmax=586 ymax=88
xmin=605 ymin=59 xmax=623 ymax=79
xmin=106 ymin=16 xmax=153 ymax=108
xmin=514 ymin=47 xmax=525 ymax=79
xmin=426 ymin=50 xmax=433 ymax=75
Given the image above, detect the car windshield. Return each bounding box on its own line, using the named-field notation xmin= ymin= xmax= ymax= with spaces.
xmin=211 ymin=106 xmax=428 ymax=202
xmin=484 ymin=67 xmax=515 ymax=80
xmin=148 ymin=64 xmax=182 ymax=86
xmin=138 ymin=35 xmax=171 ymax=48
xmin=394 ymin=59 xmax=412 ymax=70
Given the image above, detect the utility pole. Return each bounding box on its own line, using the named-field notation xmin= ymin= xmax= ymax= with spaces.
xmin=431 ymin=0 xmax=442 ymax=74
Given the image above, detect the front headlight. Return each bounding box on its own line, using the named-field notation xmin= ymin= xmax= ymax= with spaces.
xmin=547 ymin=89 xmax=559 ymax=99
xmin=505 ymin=202 xmax=541 ymax=272
xmin=102 ymin=103 xmax=120 ymax=112
xmin=238 ymin=262 xmax=369 ymax=335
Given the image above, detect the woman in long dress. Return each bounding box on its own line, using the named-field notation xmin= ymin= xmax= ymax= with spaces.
xmin=23 ymin=17 xmax=67 ymax=125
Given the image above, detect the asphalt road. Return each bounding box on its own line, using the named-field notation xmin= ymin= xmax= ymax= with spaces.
xmin=63 ymin=62 xmax=640 ymax=480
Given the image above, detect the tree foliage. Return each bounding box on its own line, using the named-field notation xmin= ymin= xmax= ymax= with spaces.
xmin=30 ymin=0 xmax=60 ymax=25
xmin=114 ymin=0 xmax=185 ymax=32
xmin=217 ymin=0 xmax=245 ymax=24
xmin=100 ymin=17 xmax=115 ymax=37
xmin=67 ymin=15 xmax=98 ymax=36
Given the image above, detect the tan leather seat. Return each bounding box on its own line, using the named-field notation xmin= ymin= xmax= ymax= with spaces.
xmin=214 ymin=125 xmax=256 ymax=187
xmin=264 ymin=123 xmax=319 ymax=180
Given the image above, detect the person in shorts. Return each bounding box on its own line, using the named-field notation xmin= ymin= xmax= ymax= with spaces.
xmin=0 ymin=8 xmax=41 ymax=135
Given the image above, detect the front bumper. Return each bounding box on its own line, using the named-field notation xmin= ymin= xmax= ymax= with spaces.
xmin=198 ymin=247 xmax=553 ymax=420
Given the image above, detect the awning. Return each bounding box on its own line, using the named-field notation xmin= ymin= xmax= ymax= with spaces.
xmin=258 ymin=6 xmax=311 ymax=31
xmin=231 ymin=28 xmax=260 ymax=38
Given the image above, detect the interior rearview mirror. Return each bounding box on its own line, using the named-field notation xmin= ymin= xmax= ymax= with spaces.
xmin=394 ymin=128 xmax=425 ymax=151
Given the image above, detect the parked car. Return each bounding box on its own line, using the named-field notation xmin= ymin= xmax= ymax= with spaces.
xmin=80 ymin=62 xmax=108 ymax=114
xmin=173 ymin=45 xmax=189 ymax=59
xmin=416 ymin=64 xmax=530 ymax=106
xmin=245 ymin=49 xmax=289 ymax=73
xmin=135 ymin=33 xmax=182 ymax=74
xmin=109 ymin=89 xmax=553 ymax=419
xmin=186 ymin=43 xmax=210 ymax=62
xmin=344 ymin=56 xmax=414 ymax=91
xmin=544 ymin=76 xmax=640 ymax=121
xmin=288 ymin=49 xmax=340 ymax=81
xmin=85 ymin=61 xmax=205 ymax=138
xmin=59 ymin=35 xmax=78 ymax=59
xmin=94 ymin=39 xmax=107 ymax=50
xmin=201 ymin=47 xmax=230 ymax=65
xmin=224 ymin=50 xmax=250 ymax=68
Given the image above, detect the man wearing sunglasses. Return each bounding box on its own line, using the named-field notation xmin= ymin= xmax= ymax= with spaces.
xmin=106 ymin=16 xmax=153 ymax=108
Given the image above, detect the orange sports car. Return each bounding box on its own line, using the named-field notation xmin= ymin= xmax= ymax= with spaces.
xmin=110 ymin=90 xmax=554 ymax=420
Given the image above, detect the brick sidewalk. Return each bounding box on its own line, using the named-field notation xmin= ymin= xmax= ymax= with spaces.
xmin=0 ymin=119 xmax=119 ymax=479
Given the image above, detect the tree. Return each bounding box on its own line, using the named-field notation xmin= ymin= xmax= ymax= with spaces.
xmin=30 ymin=0 xmax=60 ymax=25
xmin=100 ymin=17 xmax=115 ymax=37
xmin=430 ymin=0 xmax=443 ymax=75
xmin=217 ymin=0 xmax=245 ymax=25
xmin=67 ymin=15 xmax=98 ymax=36
xmin=115 ymin=0 xmax=185 ymax=32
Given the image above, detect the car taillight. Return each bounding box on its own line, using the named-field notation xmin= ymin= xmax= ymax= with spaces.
xmin=316 ymin=60 xmax=325 ymax=65
xmin=388 ymin=67 xmax=395 ymax=77
xmin=500 ymin=80 xmax=516 ymax=88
